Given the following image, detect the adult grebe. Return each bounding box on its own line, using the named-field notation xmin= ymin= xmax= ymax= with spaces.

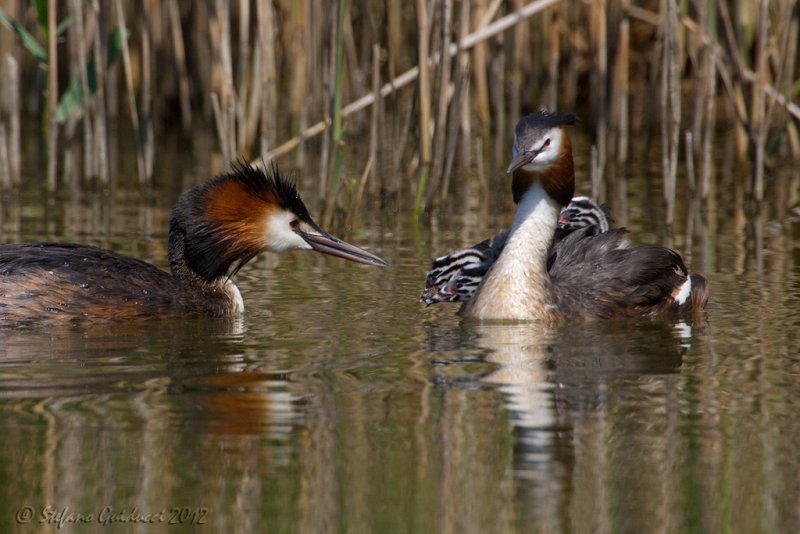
xmin=461 ymin=110 xmax=708 ymax=322
xmin=0 ymin=162 xmax=386 ymax=325
xmin=421 ymin=196 xmax=610 ymax=304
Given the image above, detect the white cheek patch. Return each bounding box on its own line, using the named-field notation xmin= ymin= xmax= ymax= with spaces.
xmin=524 ymin=128 xmax=563 ymax=170
xmin=266 ymin=211 xmax=311 ymax=252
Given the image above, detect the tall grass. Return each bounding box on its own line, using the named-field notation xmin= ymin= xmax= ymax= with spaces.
xmin=0 ymin=0 xmax=797 ymax=221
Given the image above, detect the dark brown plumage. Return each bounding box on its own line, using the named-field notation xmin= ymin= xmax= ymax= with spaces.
xmin=0 ymin=243 xmax=215 ymax=325
xmin=547 ymin=227 xmax=707 ymax=320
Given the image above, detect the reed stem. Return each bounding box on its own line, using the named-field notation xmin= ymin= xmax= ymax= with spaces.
xmin=236 ymin=0 xmax=249 ymax=154
xmin=141 ymin=0 xmax=154 ymax=180
xmin=69 ymin=0 xmax=94 ymax=179
xmin=323 ymin=0 xmax=348 ymax=225
xmin=115 ymin=0 xmax=147 ymax=184
xmin=345 ymin=155 xmax=372 ymax=231
xmin=369 ymin=43 xmax=380 ymax=188
xmin=0 ymin=124 xmax=9 ymax=189
xmin=426 ymin=0 xmax=453 ymax=211
xmin=46 ymin=0 xmax=58 ymax=191
xmin=257 ymin=0 xmax=277 ymax=160
xmin=5 ymin=54 xmax=20 ymax=185
xmin=685 ymin=131 xmax=695 ymax=192
xmin=413 ymin=0 xmax=433 ymax=220
xmin=661 ymin=0 xmax=680 ymax=226
xmin=613 ymin=2 xmax=630 ymax=163
xmin=167 ymin=0 xmax=192 ymax=133
xmin=590 ymin=0 xmax=607 ymax=175
xmin=700 ymin=53 xmax=717 ymax=199
xmin=91 ymin=2 xmax=108 ymax=184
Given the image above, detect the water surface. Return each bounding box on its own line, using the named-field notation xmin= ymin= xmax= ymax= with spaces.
xmin=0 ymin=142 xmax=798 ymax=533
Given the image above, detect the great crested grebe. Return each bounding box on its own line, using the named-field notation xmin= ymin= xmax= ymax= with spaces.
xmin=0 ymin=162 xmax=386 ymax=325
xmin=421 ymin=196 xmax=610 ymax=304
xmin=461 ymin=110 xmax=708 ymax=322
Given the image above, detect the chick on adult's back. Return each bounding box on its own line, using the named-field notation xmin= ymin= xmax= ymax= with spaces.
xmin=421 ymin=196 xmax=611 ymax=305
xmin=462 ymin=110 xmax=708 ymax=323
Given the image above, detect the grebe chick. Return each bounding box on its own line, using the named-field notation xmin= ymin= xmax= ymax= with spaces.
xmin=421 ymin=229 xmax=507 ymax=305
xmin=461 ymin=110 xmax=708 ymax=323
xmin=0 ymin=162 xmax=386 ymax=325
xmin=421 ymin=196 xmax=610 ymax=304
xmin=555 ymin=196 xmax=611 ymax=237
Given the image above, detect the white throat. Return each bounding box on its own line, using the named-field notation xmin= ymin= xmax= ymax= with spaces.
xmin=464 ymin=182 xmax=560 ymax=321
xmin=509 ymin=182 xmax=559 ymax=239
xmin=216 ymin=278 xmax=245 ymax=314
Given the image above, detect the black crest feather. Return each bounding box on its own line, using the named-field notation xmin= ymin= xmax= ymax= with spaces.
xmin=169 ymin=160 xmax=316 ymax=282
xmin=228 ymin=160 xmax=313 ymax=223
xmin=514 ymin=109 xmax=579 ymax=140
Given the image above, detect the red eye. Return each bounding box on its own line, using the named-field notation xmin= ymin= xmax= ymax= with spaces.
xmin=544 ymin=138 xmax=551 ymax=147
xmin=290 ymin=220 xmax=299 ymax=230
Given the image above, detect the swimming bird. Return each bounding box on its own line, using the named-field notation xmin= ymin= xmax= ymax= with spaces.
xmin=460 ymin=110 xmax=708 ymax=322
xmin=421 ymin=196 xmax=610 ymax=304
xmin=0 ymin=162 xmax=386 ymax=325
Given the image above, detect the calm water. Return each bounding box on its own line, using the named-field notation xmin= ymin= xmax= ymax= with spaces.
xmin=0 ymin=140 xmax=799 ymax=533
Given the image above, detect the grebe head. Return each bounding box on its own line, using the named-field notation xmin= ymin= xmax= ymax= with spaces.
xmin=168 ymin=162 xmax=386 ymax=283
xmin=508 ymin=110 xmax=578 ymax=206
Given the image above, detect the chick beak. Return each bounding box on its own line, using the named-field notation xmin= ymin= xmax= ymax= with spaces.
xmin=506 ymin=149 xmax=540 ymax=173
xmin=420 ymin=275 xmax=439 ymax=305
xmin=296 ymin=221 xmax=387 ymax=267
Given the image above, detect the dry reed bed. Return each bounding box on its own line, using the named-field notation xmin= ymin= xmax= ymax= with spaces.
xmin=0 ymin=0 xmax=797 ymax=223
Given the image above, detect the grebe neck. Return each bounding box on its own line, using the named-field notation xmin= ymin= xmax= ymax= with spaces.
xmin=167 ymin=219 xmax=245 ymax=315
xmin=509 ymin=181 xmax=560 ymax=239
xmin=463 ymin=181 xmax=561 ymax=321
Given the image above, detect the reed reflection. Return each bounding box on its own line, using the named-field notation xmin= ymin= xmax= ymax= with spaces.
xmin=0 ymin=316 xmax=306 ymax=531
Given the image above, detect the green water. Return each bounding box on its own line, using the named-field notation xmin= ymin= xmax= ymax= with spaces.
xmin=0 ymin=138 xmax=798 ymax=533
